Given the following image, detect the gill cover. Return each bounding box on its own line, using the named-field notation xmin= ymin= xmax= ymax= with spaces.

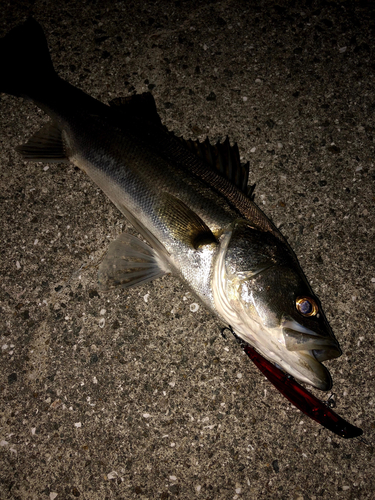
xmin=225 ymin=220 xmax=299 ymax=328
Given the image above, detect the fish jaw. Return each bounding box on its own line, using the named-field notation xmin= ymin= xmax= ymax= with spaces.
xmin=212 ymin=230 xmax=339 ymax=391
xmin=218 ymin=300 xmax=335 ymax=390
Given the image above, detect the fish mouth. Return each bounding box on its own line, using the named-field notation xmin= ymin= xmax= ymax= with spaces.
xmin=282 ymin=319 xmax=341 ymax=359
xmin=283 ymin=328 xmax=342 ymax=360
xmin=282 ymin=319 xmax=342 ymax=391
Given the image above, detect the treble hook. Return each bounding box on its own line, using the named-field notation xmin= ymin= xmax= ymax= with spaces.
xmin=220 ymin=325 xmax=233 ymax=340
xmin=325 ymin=393 xmax=337 ymax=408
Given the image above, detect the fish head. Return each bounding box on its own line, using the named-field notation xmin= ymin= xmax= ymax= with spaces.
xmin=214 ymin=220 xmax=341 ymax=390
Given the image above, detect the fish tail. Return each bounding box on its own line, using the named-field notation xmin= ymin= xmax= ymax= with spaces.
xmin=0 ymin=18 xmax=57 ymax=99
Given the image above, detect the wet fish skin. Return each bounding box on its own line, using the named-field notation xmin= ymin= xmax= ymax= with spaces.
xmin=0 ymin=18 xmax=341 ymax=390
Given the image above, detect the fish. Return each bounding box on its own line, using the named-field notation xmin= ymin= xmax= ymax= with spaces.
xmin=0 ymin=19 xmax=361 ymax=437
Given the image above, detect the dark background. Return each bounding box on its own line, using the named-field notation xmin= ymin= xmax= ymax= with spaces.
xmin=1 ymin=1 xmax=374 ymax=499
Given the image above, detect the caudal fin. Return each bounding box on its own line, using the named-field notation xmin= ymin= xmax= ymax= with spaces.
xmin=0 ymin=18 xmax=57 ymax=99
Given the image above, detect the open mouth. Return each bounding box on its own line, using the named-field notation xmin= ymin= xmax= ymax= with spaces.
xmin=283 ymin=328 xmax=342 ymax=361
xmin=283 ymin=319 xmax=341 ymax=359
xmin=282 ymin=319 xmax=342 ymax=390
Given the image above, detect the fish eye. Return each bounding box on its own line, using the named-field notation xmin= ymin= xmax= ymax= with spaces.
xmin=295 ymin=296 xmax=318 ymax=317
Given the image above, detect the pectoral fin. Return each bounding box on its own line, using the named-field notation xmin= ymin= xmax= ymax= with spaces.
xmin=158 ymin=193 xmax=218 ymax=249
xmin=98 ymin=233 xmax=170 ymax=290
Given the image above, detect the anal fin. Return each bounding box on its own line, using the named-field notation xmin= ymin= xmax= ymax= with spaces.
xmin=16 ymin=121 xmax=69 ymax=162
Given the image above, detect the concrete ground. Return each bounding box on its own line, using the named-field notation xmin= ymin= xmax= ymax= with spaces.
xmin=0 ymin=1 xmax=374 ymax=499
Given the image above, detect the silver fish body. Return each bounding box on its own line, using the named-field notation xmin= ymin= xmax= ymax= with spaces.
xmin=0 ymin=19 xmax=341 ymax=390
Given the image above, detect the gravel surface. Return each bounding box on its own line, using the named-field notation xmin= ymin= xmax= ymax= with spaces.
xmin=1 ymin=1 xmax=374 ymax=499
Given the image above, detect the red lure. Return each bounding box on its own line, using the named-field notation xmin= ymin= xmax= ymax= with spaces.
xmin=243 ymin=344 xmax=362 ymax=438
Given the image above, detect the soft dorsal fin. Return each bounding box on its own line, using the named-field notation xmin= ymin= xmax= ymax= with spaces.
xmin=177 ymin=135 xmax=255 ymax=199
xmin=109 ymin=93 xmax=162 ymax=126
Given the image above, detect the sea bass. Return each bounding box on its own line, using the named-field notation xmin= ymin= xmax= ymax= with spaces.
xmin=0 ymin=19 xmax=341 ymax=391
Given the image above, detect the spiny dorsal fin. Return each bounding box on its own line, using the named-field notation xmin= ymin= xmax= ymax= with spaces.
xmin=177 ymin=135 xmax=254 ymax=199
xmin=109 ymin=92 xmax=162 ymax=126
xmin=110 ymin=92 xmax=255 ymax=199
